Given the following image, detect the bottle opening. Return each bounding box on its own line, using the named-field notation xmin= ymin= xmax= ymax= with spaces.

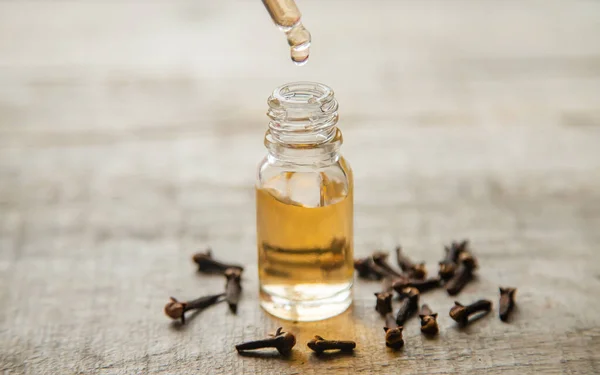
xmin=271 ymin=82 xmax=333 ymax=107
xmin=267 ymin=82 xmax=339 ymax=146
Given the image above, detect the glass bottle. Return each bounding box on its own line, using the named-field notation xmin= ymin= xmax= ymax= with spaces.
xmin=256 ymin=82 xmax=353 ymax=321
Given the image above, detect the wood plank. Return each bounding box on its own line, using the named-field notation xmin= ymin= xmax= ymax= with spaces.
xmin=1 ymin=1 xmax=599 ymax=374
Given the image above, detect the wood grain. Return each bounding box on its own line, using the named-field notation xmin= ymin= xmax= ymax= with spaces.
xmin=1 ymin=0 xmax=600 ymax=374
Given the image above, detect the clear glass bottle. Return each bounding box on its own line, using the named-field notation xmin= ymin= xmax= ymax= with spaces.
xmin=256 ymin=82 xmax=353 ymax=321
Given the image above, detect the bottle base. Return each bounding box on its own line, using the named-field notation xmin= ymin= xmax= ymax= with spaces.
xmin=259 ymin=282 xmax=352 ymax=322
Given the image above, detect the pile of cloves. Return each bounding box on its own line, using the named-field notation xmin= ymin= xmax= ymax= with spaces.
xmin=162 ymin=247 xmax=359 ymax=359
xmin=354 ymin=240 xmax=517 ymax=350
xmin=162 ymin=239 xmax=518 ymax=359
xmin=163 ymin=249 xmax=244 ymax=324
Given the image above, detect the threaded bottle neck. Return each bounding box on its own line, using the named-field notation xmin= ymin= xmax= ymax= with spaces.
xmin=266 ymin=82 xmax=339 ymax=146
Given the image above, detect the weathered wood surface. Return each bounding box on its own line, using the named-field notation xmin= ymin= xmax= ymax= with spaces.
xmin=1 ymin=1 xmax=600 ymax=374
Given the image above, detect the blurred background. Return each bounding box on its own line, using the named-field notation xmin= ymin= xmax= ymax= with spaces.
xmin=1 ymin=1 xmax=599 ymax=372
xmin=1 ymin=0 xmax=599 ymax=247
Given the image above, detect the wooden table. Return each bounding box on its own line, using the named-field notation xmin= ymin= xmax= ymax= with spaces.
xmin=1 ymin=1 xmax=599 ymax=373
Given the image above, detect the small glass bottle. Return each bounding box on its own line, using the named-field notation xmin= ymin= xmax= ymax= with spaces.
xmin=256 ymin=82 xmax=353 ymax=321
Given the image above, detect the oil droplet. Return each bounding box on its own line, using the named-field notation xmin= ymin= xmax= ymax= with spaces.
xmin=262 ymin=0 xmax=312 ymax=65
xmin=291 ymin=46 xmax=309 ymax=66
xmin=287 ymin=22 xmax=311 ymax=66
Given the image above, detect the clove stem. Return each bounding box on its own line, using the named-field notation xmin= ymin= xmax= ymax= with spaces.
xmin=449 ymin=299 xmax=492 ymax=326
xmin=225 ymin=268 xmax=242 ymax=314
xmin=235 ymin=327 xmax=296 ymax=356
xmin=445 ymin=252 xmax=477 ymax=296
xmin=395 ymin=287 xmax=420 ymax=326
xmin=164 ymin=293 xmax=225 ymax=324
xmin=499 ymin=287 xmax=517 ymax=322
xmin=192 ymin=249 xmax=244 ymax=274
xmin=395 ymin=246 xmax=427 ymax=279
xmin=307 ymin=335 xmax=356 ymax=354
xmin=438 ymin=240 xmax=468 ymax=280
xmin=393 ymin=276 xmax=440 ymax=293
xmin=372 ymin=251 xmax=405 ymax=278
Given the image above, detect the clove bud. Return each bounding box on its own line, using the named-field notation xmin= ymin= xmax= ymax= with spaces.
xmin=395 ymin=287 xmax=420 ymax=326
xmin=164 ymin=293 xmax=225 ymax=324
xmin=395 ymin=246 xmax=427 ymax=279
xmin=307 ymin=335 xmax=356 ymax=354
xmin=235 ymin=327 xmax=296 ymax=356
xmin=499 ymin=287 xmax=517 ymax=322
xmin=225 ymin=268 xmax=242 ymax=313
xmin=383 ymin=313 xmax=404 ymax=350
xmin=449 ymin=299 xmax=492 ymax=326
xmin=438 ymin=240 xmax=468 ymax=280
xmin=192 ymin=249 xmax=244 ymax=274
xmin=374 ymin=291 xmax=393 ymax=316
xmin=445 ymin=252 xmax=477 ymax=296
xmin=419 ymin=304 xmax=439 ymax=336
xmin=354 ymin=256 xmax=387 ymax=280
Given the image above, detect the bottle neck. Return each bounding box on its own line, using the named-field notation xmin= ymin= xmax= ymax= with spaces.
xmin=265 ymin=82 xmax=341 ymax=165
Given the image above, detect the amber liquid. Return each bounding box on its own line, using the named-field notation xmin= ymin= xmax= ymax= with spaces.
xmin=256 ymin=169 xmax=353 ymax=321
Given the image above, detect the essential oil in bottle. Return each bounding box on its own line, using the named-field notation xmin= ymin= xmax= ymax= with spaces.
xmin=256 ymin=82 xmax=353 ymax=321
xmin=262 ymin=0 xmax=312 ymax=65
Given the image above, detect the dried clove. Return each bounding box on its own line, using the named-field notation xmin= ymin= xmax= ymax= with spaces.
xmin=395 ymin=246 xmax=427 ymax=279
xmin=235 ymin=327 xmax=296 ymax=356
xmin=371 ymin=251 xmax=405 ymax=278
xmin=449 ymin=299 xmax=492 ymax=326
xmin=395 ymin=287 xmax=420 ymax=326
xmin=499 ymin=287 xmax=517 ymax=322
xmin=354 ymin=256 xmax=387 ymax=280
xmin=392 ymin=276 xmax=441 ymax=294
xmin=374 ymin=291 xmax=393 ymax=316
xmin=448 ymin=240 xmax=469 ymax=260
xmin=419 ymin=304 xmax=439 ymax=336
xmin=438 ymin=262 xmax=457 ymax=281
xmin=438 ymin=240 xmax=468 ymax=281
xmin=192 ymin=249 xmax=244 ymax=274
xmin=445 ymin=252 xmax=478 ymax=296
xmin=225 ymin=268 xmax=242 ymax=313
xmin=164 ymin=293 xmax=225 ymax=324
xmin=383 ymin=313 xmax=404 ymax=350
xmin=307 ymin=335 xmax=356 ymax=354
xmin=354 ymin=257 xmax=373 ymax=278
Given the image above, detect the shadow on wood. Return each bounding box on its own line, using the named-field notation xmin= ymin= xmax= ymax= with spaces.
xmin=168 ymin=309 xmax=204 ymax=331
xmin=236 ymin=350 xmax=300 ymax=361
xmin=308 ymin=350 xmax=356 ymax=362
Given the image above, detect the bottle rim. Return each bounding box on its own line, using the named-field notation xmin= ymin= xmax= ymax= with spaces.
xmin=269 ymin=82 xmax=334 ymax=108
